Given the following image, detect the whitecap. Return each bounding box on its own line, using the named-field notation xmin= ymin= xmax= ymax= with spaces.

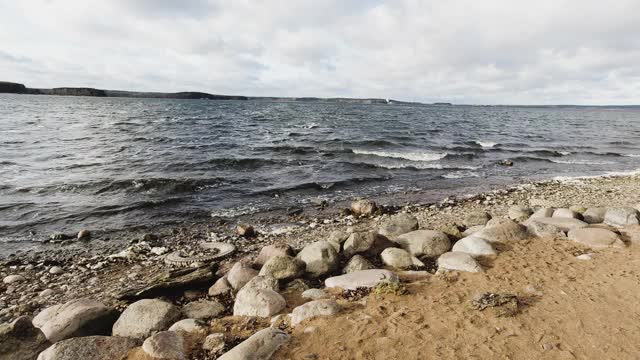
xmin=475 ymin=141 xmax=498 ymax=148
xmin=442 ymin=170 xmax=480 ymax=179
xmin=623 ymin=154 xmax=640 ymax=157
xmin=352 ymin=149 xmax=446 ymax=162
xmin=550 ymin=159 xmax=615 ymax=165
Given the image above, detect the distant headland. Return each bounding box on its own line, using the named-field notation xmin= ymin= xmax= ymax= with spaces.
xmin=0 ymin=80 xmax=449 ymax=105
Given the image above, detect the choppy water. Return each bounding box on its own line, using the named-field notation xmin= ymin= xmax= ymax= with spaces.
xmin=2 ymin=94 xmax=640 ymax=248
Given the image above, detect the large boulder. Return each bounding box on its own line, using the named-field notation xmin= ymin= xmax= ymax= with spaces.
xmin=296 ymin=241 xmax=339 ymax=277
xmin=290 ymin=299 xmax=342 ymax=327
xmin=327 ymin=230 xmax=350 ymax=253
xmin=0 ymin=316 xmax=49 ymax=360
xmin=141 ymin=331 xmax=186 ymax=360
xmin=254 ymin=244 xmax=294 ymax=266
xmin=567 ymin=228 xmax=626 ymax=249
xmin=582 ymin=207 xmax=606 ymax=224
xmin=351 ymin=199 xmax=377 ymax=216
xmin=394 ymin=230 xmax=450 ymax=257
xmin=473 ymin=218 xmax=529 ymax=243
xmin=437 ymin=252 xmax=483 ymax=273
xmin=553 ymin=208 xmax=579 ymax=219
xmin=36 ymin=336 xmax=139 ymax=360
xmin=508 ymin=206 xmax=533 ymax=221
xmin=525 ymin=220 xmax=567 ymax=238
xmin=378 ymin=213 xmax=419 ymax=240
xmin=32 ymin=298 xmax=117 ymax=343
xmin=343 ymin=232 xmax=394 ymax=258
xmin=463 ymin=211 xmax=491 ymax=227
xmin=241 ymin=275 xmax=279 ymax=292
xmin=182 ymin=300 xmax=225 ymax=320
xmin=530 ymin=207 xmax=554 ymax=219
xmin=342 ymin=255 xmax=376 ymax=274
xmin=208 ymin=277 xmax=233 ymax=297
xmin=226 ymin=262 xmax=259 ymax=291
xmin=112 ymin=299 xmax=181 ymax=340
xmin=604 ymin=207 xmax=640 ymax=227
xmin=451 ymin=236 xmax=497 ymax=257
xmin=258 ymin=255 xmax=305 ymax=281
xmin=233 ymin=287 xmax=286 ymax=318
xmin=168 ymin=319 xmax=207 ymax=338
xmin=325 ymin=269 xmax=399 ymax=290
xmin=218 ymin=327 xmax=289 ymax=360
xmin=380 ymin=248 xmax=424 ymax=269
xmin=524 ymin=217 xmax=587 ymax=233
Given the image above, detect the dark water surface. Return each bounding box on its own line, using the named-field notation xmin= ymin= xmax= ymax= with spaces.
xmin=2 ymin=94 xmax=640 ymax=249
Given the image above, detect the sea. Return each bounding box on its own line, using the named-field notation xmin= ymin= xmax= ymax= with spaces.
xmin=2 ymin=94 xmax=640 ymax=252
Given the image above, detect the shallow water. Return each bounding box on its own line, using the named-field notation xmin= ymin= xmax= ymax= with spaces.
xmin=1 ymin=94 xmax=640 ymax=249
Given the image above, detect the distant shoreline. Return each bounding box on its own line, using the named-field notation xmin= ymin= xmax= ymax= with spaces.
xmin=0 ymin=80 xmax=442 ymax=105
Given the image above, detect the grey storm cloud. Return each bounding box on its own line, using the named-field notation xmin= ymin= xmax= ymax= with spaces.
xmin=0 ymin=0 xmax=639 ymax=104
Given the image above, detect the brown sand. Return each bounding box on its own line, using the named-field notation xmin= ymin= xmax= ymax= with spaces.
xmin=276 ymin=236 xmax=640 ymax=359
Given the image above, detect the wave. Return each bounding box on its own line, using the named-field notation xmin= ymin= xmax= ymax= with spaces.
xmin=372 ymin=163 xmax=482 ymax=170
xmin=250 ymin=176 xmax=388 ymax=195
xmin=352 ymin=149 xmax=446 ymax=162
xmin=93 ymin=178 xmax=227 ymax=195
xmin=553 ymin=168 xmax=640 ymax=182
xmin=623 ymin=154 xmax=640 ymax=158
xmin=441 ymin=170 xmax=481 ymax=179
xmin=475 ymin=140 xmax=498 ymax=148
xmin=550 ymin=159 xmax=616 ymax=165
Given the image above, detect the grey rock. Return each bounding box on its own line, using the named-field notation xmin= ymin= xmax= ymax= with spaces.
xmin=463 ymin=211 xmax=491 ymax=227
xmin=395 ymin=230 xmax=451 ymax=257
xmin=620 ymin=225 xmax=640 ymax=244
xmin=301 ymin=289 xmax=328 ymax=300
xmin=350 ymin=199 xmax=377 ymax=216
xmin=378 ymin=213 xmax=419 ymax=240
xmin=342 ymin=255 xmax=376 ymax=274
xmin=0 ymin=316 xmax=49 ymax=360
xmin=582 ymin=207 xmax=606 ymax=224
xmin=202 ymin=333 xmax=225 ymax=355
xmin=437 ymin=252 xmax=483 ymax=273
xmin=142 ymin=331 xmax=186 ymax=360
xmin=325 ymin=269 xmax=399 ymax=290
xmin=242 ymin=275 xmax=279 ymax=292
xmin=233 ymin=287 xmax=286 ymax=318
xmin=508 ymin=206 xmax=533 ymax=221
xmin=32 ymin=298 xmax=117 ymax=343
xmin=380 ymin=248 xmax=424 ymax=269
xmin=227 ymin=262 xmax=259 ymax=290
xmin=473 ymin=218 xmax=529 ymax=243
xmin=461 ymin=225 xmax=485 ymax=237
xmin=255 ymin=244 xmax=294 ymax=267
xmin=112 ymin=299 xmax=181 ymax=340
xmin=604 ymin=207 xmax=640 ymax=227
xmin=567 ymin=228 xmax=626 ymax=249
xmin=258 ymin=256 xmax=305 ymax=281
xmin=552 ymin=208 xmax=579 ymax=219
xmin=291 ymin=299 xmax=342 ymax=327
xmin=525 ymin=220 xmax=567 ymax=238
xmin=218 ymin=327 xmax=289 ymax=360
xmin=530 ymin=207 xmax=554 ymax=219
xmin=524 ymin=217 xmax=588 ymax=233
xmin=343 ymin=231 xmax=394 ymax=259
xmin=208 ymin=277 xmax=233 ymax=297
xmin=3 ymin=275 xmax=25 ymax=284
xmin=296 ymin=241 xmax=339 ymax=277
xmin=36 ymin=336 xmax=138 ymax=360
xmin=118 ymin=267 xmax=216 ymax=301
xmin=182 ymin=300 xmax=225 ymax=320
xmin=168 ymin=319 xmax=207 ymax=336
xmin=451 ymin=236 xmax=497 ymax=257
xmin=327 ymin=230 xmax=350 ymax=253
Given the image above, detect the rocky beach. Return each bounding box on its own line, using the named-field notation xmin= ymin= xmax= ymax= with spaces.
xmin=2 ymin=172 xmax=640 ymax=359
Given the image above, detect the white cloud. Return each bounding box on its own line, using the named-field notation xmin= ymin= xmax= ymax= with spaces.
xmin=0 ymin=0 xmax=639 ymax=104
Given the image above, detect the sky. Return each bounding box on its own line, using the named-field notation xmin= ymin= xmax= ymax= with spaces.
xmin=1 ymin=0 xmax=639 ymax=105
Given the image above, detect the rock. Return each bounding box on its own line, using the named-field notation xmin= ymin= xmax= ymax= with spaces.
xmin=396 ymin=271 xmax=432 ymax=282
xmin=182 ymin=300 xmax=225 ymax=320
xmin=242 ymin=275 xmax=279 ymax=292
xmin=218 ymin=327 xmax=289 ymax=360
xmin=208 ymin=277 xmax=233 ymax=297
xmin=291 ymin=299 xmax=342 ymax=327
xmin=525 ymin=220 xmax=567 ymax=238
xmin=32 ymin=298 xmax=117 ymax=343
xmin=451 ymin=236 xmax=497 ymax=257
xmin=437 ymin=252 xmax=483 ymax=273
xmin=40 ymin=289 xmax=55 ymax=298
xmin=604 ymin=207 xmax=640 ymax=227
xmin=0 ymin=316 xmax=49 ymax=360
xmin=569 ymin=205 xmax=587 ymax=214
xmin=463 ymin=211 xmax=491 ymax=227
xmin=620 ymin=225 xmax=640 ymax=244
xmin=342 ymin=255 xmax=376 ymax=273
xmin=112 ymin=299 xmax=181 ymax=340
xmin=36 ymin=336 xmax=138 ymax=360
xmin=440 ymin=224 xmax=464 ymax=241
xmin=567 ymin=228 xmax=626 ymax=249
xmin=380 ymin=248 xmax=424 ymax=269
xmin=394 ymin=230 xmax=451 ymax=257
xmin=552 ymin=208 xmax=579 ymax=219
xmin=3 ymin=274 xmax=25 ymax=284
xmin=227 ymin=262 xmax=259 ymax=290
xmin=473 ymin=218 xmax=529 ymax=243
xmin=327 ymin=230 xmax=350 ymax=253
xmin=168 ymin=319 xmax=207 ymax=337
xmin=325 ymin=269 xmax=399 ymax=290
xmin=576 ymin=253 xmax=593 ymax=260
xmin=508 ymin=206 xmax=533 ymax=221
xmin=378 ymin=213 xmax=419 ymax=239
xmin=236 ymin=224 xmax=255 ymax=237
xmin=461 ymin=225 xmax=485 ymax=237
xmin=499 ymin=159 xmax=514 ymax=166
xmin=202 ymin=333 xmax=225 ymax=355
xmin=255 ymin=244 xmax=294 ymax=266
xmin=301 ymin=289 xmax=328 ymax=300
xmin=351 ymin=199 xmax=377 ymax=216
xmin=48 ymin=266 xmax=63 ymax=275
xmin=296 ymin=241 xmax=339 ymax=277
xmin=233 ymin=287 xmax=286 ymax=317
xmin=150 ymin=247 xmax=168 ymax=256
xmin=524 ymin=217 xmax=588 ymax=233
xmin=530 ymin=207 xmax=554 ymax=219
xmin=77 ymin=229 xmax=91 ymax=240
xmin=343 ymin=231 xmax=394 ymax=258
xmin=118 ymin=267 xmax=217 ymax=301
xmin=258 ymin=256 xmax=305 ymax=281
xmin=142 ymin=331 xmax=186 ymax=360
xmin=583 ymin=207 xmax=606 ymax=224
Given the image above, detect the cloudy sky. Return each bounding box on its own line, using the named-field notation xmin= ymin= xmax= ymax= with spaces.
xmin=1 ymin=0 xmax=639 ymax=104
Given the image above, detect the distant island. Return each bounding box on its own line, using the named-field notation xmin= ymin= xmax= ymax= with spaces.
xmin=0 ymin=80 xmax=451 ymax=105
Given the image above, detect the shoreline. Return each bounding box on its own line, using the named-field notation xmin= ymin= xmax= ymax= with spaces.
xmin=2 ymin=171 xmax=640 ymax=358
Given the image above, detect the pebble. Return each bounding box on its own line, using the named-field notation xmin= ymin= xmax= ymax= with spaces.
xmin=3 ymin=275 xmax=26 ymax=284
xmin=49 ymin=266 xmax=64 ymax=275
